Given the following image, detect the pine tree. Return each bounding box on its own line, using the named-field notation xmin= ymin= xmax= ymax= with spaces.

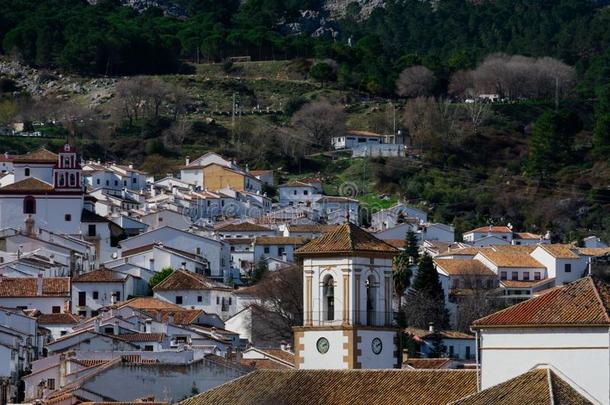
xmin=412 ymin=253 xmax=444 ymax=301
xmin=405 ymin=230 xmax=420 ymax=264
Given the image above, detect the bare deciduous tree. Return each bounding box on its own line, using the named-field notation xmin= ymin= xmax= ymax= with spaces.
xmin=463 ymin=101 xmax=492 ymax=135
xmin=112 ymin=76 xmax=190 ymax=125
xmin=162 ymin=120 xmax=191 ymax=152
xmin=395 ymin=66 xmax=436 ymax=98
xmin=457 ymin=53 xmax=576 ymax=101
xmin=246 ymin=265 xmax=303 ymax=345
xmin=403 ymin=96 xmax=460 ymax=152
xmin=291 ymin=98 xmax=346 ymax=150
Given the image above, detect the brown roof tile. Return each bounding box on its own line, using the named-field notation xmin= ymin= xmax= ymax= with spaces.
xmin=254 ymin=236 xmax=309 ymax=246
xmin=179 ymin=369 xmax=477 ymax=405
xmin=434 ymin=259 xmax=496 ymax=276
xmin=119 ymin=332 xmax=165 ymax=342
xmin=539 ymin=244 xmax=580 ymax=259
xmin=216 ymin=222 xmax=272 ymax=232
xmin=449 ymin=367 xmax=594 ymax=405
xmin=296 ymin=223 xmax=398 ymax=257
xmin=239 ymin=358 xmax=290 ymax=370
xmin=466 ymin=226 xmax=512 ymax=234
xmin=403 ymin=358 xmax=453 ymax=369
xmin=0 ymin=177 xmax=54 ymax=192
xmin=477 ymin=252 xmax=545 ymax=268
xmin=259 ymin=348 xmax=295 ymax=365
xmin=73 ymin=268 xmax=128 ymax=283
xmin=578 ymin=247 xmax=610 ymax=257
xmin=152 ymin=270 xmax=231 ymax=292
xmin=37 ymin=313 xmax=80 ymax=325
xmin=473 ymin=277 xmax=610 ymax=328
xmin=13 ymin=148 xmax=58 ymax=163
xmin=0 ymin=277 xmax=70 ymax=297
xmin=287 ymin=224 xmax=338 ymax=233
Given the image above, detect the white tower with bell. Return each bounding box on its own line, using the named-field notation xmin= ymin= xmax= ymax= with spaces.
xmin=293 ymin=223 xmax=400 ymax=369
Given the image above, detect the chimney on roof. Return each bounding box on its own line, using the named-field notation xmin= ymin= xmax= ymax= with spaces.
xmin=428 ymin=322 xmax=435 ymax=333
xmin=128 ymin=163 xmax=133 ymax=170
xmin=167 ymin=313 xmax=174 ymax=325
xmin=185 ymin=156 xmax=190 ymax=165
xmin=166 ymin=173 xmax=173 ymax=179
xmin=110 ymin=292 xmax=117 ymax=305
xmin=25 ymin=215 xmax=34 ymax=237
xmin=113 ymin=320 xmax=119 ymax=335
xmin=145 ymin=319 xmax=152 ymax=333
xmin=36 ymin=273 xmax=43 ymax=296
xmin=94 ymin=318 xmax=101 ymax=333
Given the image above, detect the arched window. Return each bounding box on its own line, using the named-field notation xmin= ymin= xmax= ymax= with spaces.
xmin=323 ymin=275 xmax=335 ymax=321
xmin=24 ymin=168 xmax=30 ymax=177
xmin=69 ymin=173 xmax=76 ymax=186
xmin=23 ymin=196 xmax=36 ymax=214
xmin=366 ymin=275 xmax=377 ymax=326
xmin=59 ymin=173 xmax=65 ymax=187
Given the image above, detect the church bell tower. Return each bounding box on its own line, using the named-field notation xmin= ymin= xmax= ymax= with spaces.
xmin=293 ymin=223 xmax=401 ymax=369
xmin=53 ymin=144 xmax=82 ymax=191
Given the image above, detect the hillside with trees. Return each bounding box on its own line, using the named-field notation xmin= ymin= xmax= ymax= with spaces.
xmin=1 ymin=0 xmax=610 ymax=243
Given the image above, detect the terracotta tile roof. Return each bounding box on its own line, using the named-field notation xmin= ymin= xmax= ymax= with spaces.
xmin=119 ymin=332 xmax=165 ymax=342
xmin=179 ymin=369 xmax=477 ymax=405
xmin=117 ymin=298 xmax=203 ymax=325
xmin=465 ymin=225 xmax=512 ymax=234
xmin=37 ymin=313 xmax=80 ymax=325
xmin=384 ymin=239 xmax=406 ymax=248
xmin=0 ymin=177 xmax=54 ymax=191
xmin=296 ymin=223 xmax=399 ymax=257
xmin=473 ymin=277 xmax=610 ymax=328
xmin=538 ymin=244 xmax=580 ymax=259
xmin=254 ymin=236 xmax=309 ymax=246
xmin=403 ymin=358 xmax=453 ymax=369
xmin=0 ymin=277 xmax=70 ymax=297
xmin=259 ymin=348 xmax=295 ymax=365
xmin=278 ymin=180 xmax=317 ymax=188
xmin=477 ymin=252 xmax=545 ymax=268
xmin=347 ymin=130 xmax=386 ymax=137
xmin=490 ymin=245 xmax=537 ymax=253
xmin=152 ymin=270 xmax=231 ymax=292
xmin=436 ymin=247 xmax=483 ymax=257
xmin=216 ymin=222 xmax=273 ymax=232
xmin=434 ymin=259 xmax=496 ymax=276
xmin=223 ymin=238 xmax=254 ymax=245
xmin=13 ymin=148 xmax=58 ymax=163
xmin=449 ymin=367 xmax=594 ymax=404
xmin=514 ymin=232 xmax=544 ymax=240
xmin=240 ymin=358 xmax=290 ymax=370
xmin=118 ymin=297 xmax=184 ymax=311
xmin=500 ymin=278 xmax=554 ymax=289
xmin=70 ymin=359 xmax=110 ymax=368
xmin=403 ymin=328 xmax=474 ymax=341
xmin=73 ymin=268 xmax=128 ymax=283
xmin=578 ymin=247 xmax=610 ymax=257
xmin=287 ymin=224 xmax=337 ymax=233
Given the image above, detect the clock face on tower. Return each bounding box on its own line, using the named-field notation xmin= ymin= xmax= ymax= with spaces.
xmin=316 ymin=337 xmax=330 ymax=354
xmin=371 ymin=337 xmax=383 ymax=355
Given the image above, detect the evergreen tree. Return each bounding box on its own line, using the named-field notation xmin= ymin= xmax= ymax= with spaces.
xmin=593 ymin=85 xmax=610 ymax=156
xmin=405 ymin=230 xmax=420 ymax=264
xmin=406 ymin=253 xmax=450 ymax=329
xmin=527 ymin=110 xmax=581 ymax=180
xmin=251 ymin=260 xmax=269 ymax=284
xmin=148 ymin=267 xmax=173 ymax=291
xmin=412 ymin=253 xmax=444 ymax=300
